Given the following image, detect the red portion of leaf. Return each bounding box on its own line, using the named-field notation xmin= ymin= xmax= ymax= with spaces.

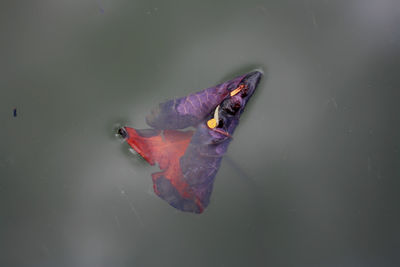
xmin=124 ymin=127 xmax=199 ymax=201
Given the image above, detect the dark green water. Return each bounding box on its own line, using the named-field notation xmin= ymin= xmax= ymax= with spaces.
xmin=1 ymin=1 xmax=400 ymax=266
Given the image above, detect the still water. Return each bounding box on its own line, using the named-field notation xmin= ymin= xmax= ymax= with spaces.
xmin=1 ymin=0 xmax=400 ymax=266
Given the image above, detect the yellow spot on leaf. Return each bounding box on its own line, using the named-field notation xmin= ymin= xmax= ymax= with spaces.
xmin=207 ymin=118 xmax=217 ymax=129
xmin=230 ymin=84 xmax=245 ymax=96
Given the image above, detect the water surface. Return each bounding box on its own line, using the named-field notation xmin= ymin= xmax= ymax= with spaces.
xmin=1 ymin=1 xmax=400 ymax=266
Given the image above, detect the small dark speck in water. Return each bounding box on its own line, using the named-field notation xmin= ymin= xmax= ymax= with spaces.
xmin=13 ymin=108 xmax=17 ymax=117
